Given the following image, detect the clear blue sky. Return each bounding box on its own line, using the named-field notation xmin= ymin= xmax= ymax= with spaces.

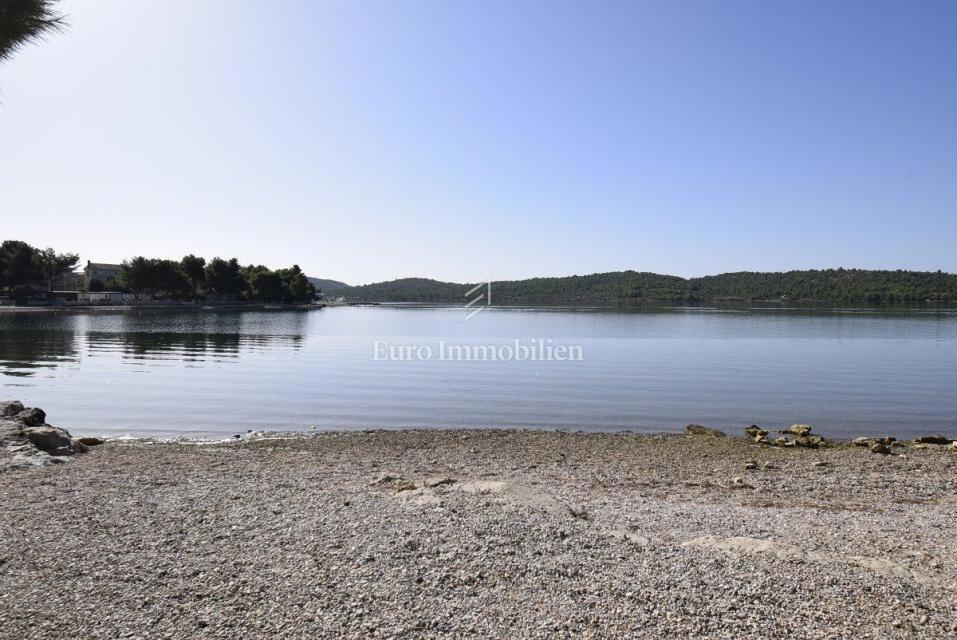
xmin=1 ymin=0 xmax=955 ymax=284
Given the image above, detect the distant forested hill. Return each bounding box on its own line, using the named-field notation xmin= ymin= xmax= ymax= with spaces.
xmin=690 ymin=269 xmax=957 ymax=304
xmin=337 ymin=269 xmax=957 ymax=305
xmin=307 ymin=277 xmax=349 ymax=293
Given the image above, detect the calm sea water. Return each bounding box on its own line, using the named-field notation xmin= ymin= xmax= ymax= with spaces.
xmin=1 ymin=306 xmax=955 ymax=439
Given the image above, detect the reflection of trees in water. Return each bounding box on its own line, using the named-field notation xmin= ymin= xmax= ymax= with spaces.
xmin=0 ymin=327 xmax=305 ymax=376
xmin=0 ymin=311 xmax=310 ymax=376
xmin=84 ymin=332 xmax=304 ymax=361
xmin=0 ymin=331 xmax=79 ymax=377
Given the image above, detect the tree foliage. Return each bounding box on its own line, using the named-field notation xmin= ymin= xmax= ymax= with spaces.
xmin=113 ymin=254 xmax=316 ymax=302
xmin=205 ymin=257 xmax=246 ymax=297
xmin=180 ymin=254 xmax=206 ymax=298
xmin=340 ymin=269 xmax=957 ymax=305
xmin=0 ymin=239 xmax=77 ymax=295
xmin=0 ymin=0 xmax=66 ymax=63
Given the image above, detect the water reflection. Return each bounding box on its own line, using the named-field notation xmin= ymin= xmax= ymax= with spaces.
xmin=84 ymin=331 xmax=303 ymax=361
xmin=0 ymin=330 xmax=79 ymax=377
xmin=0 ymin=310 xmax=306 ymax=376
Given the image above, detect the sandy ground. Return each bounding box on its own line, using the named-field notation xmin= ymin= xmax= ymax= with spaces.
xmin=0 ymin=429 xmax=955 ymax=639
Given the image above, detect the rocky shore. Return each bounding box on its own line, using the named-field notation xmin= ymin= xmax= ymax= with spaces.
xmin=0 ymin=401 xmax=103 ymax=469
xmin=0 ymin=408 xmax=955 ymax=638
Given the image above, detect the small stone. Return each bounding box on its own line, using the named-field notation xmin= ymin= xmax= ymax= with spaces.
xmin=730 ymin=476 xmax=754 ymax=489
xmin=852 ymin=437 xmax=874 ymax=447
xmin=743 ymin=460 xmax=758 ymax=470
xmin=812 ymin=460 xmax=828 ymax=467
xmin=744 ymin=425 xmax=768 ymax=439
xmin=949 ymin=441 xmax=957 ymax=453
xmin=773 ymin=436 xmax=789 ymax=446
xmin=424 ymin=477 xmax=455 ymax=488
xmin=783 ymin=424 xmax=812 ymax=437
xmin=77 ymin=436 xmax=105 ymax=446
xmin=392 ymin=480 xmax=417 ymax=494
xmin=795 ymin=435 xmax=824 ymax=449
xmin=685 ymin=424 xmax=726 ymax=438
xmin=870 ymin=442 xmax=891 ymax=455
xmin=369 ymin=473 xmax=399 ymax=485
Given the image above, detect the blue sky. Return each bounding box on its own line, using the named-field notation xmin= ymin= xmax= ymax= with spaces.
xmin=1 ymin=0 xmax=955 ymax=284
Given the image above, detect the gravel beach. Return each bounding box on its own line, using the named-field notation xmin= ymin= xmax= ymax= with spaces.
xmin=1 ymin=428 xmax=955 ymax=639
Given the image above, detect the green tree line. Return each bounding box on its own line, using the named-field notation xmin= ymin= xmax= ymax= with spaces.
xmin=0 ymin=239 xmax=316 ymax=303
xmin=339 ymin=268 xmax=957 ymax=305
xmin=116 ymin=255 xmax=315 ymax=302
xmin=0 ymin=240 xmax=79 ymax=299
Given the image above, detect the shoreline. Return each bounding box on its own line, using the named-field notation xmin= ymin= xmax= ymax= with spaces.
xmin=97 ymin=425 xmax=957 ymax=448
xmin=1 ymin=422 xmax=954 ymax=638
xmin=0 ymin=302 xmax=324 ymax=313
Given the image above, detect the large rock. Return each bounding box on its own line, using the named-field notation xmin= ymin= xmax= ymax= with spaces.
xmin=76 ymin=436 xmax=105 ymax=446
xmin=0 ymin=400 xmax=25 ymax=417
xmin=685 ymin=424 xmax=726 ymax=438
xmin=16 ymin=407 xmax=46 ymax=427
xmin=24 ymin=426 xmax=73 ymax=455
xmin=913 ymin=435 xmax=952 ymax=445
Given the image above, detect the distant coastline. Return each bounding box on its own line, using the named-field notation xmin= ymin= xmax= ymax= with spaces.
xmin=336 ymin=268 xmax=957 ymax=306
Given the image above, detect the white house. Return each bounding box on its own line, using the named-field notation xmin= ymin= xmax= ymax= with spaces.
xmin=84 ymin=261 xmax=123 ymax=288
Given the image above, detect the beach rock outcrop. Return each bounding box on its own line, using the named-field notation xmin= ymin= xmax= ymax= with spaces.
xmin=685 ymin=424 xmax=726 ymax=438
xmin=0 ymin=400 xmax=25 ymax=417
xmin=24 ymin=426 xmax=73 ymax=454
xmin=1 ymin=401 xmax=88 ymax=469
xmin=16 ymin=407 xmax=46 ymax=427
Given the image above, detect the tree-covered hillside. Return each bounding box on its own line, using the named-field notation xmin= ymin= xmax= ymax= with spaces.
xmin=691 ymin=269 xmax=957 ymax=304
xmin=339 ymin=269 xmax=957 ymax=305
xmin=307 ymin=277 xmax=349 ymax=293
